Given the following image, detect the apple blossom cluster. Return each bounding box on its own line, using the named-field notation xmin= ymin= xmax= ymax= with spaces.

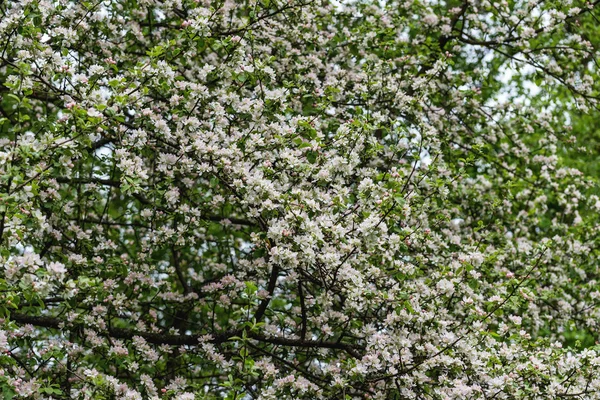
xmin=2 ymin=0 xmax=600 ymax=399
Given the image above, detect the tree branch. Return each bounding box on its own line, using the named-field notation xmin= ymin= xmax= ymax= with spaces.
xmin=9 ymin=313 xmax=363 ymax=358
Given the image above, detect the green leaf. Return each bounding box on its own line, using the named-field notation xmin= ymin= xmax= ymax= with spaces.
xmin=244 ymin=281 xmax=257 ymax=294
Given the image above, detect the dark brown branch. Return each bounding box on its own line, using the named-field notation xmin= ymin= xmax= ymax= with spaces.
xmin=10 ymin=313 xmax=363 ymax=358
xmin=253 ymin=264 xmax=280 ymax=322
xmin=53 ymin=177 xmax=257 ymax=226
xmin=172 ymin=245 xmax=190 ymax=295
xmin=298 ymin=281 xmax=307 ymax=340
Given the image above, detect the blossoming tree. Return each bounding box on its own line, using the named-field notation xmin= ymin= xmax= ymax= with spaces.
xmin=2 ymin=0 xmax=600 ymax=398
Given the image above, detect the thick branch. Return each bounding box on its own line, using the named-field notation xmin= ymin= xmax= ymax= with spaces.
xmin=10 ymin=313 xmax=363 ymax=357
xmin=53 ymin=177 xmax=257 ymax=226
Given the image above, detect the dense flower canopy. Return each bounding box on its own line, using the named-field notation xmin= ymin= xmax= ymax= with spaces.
xmin=2 ymin=0 xmax=600 ymax=398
